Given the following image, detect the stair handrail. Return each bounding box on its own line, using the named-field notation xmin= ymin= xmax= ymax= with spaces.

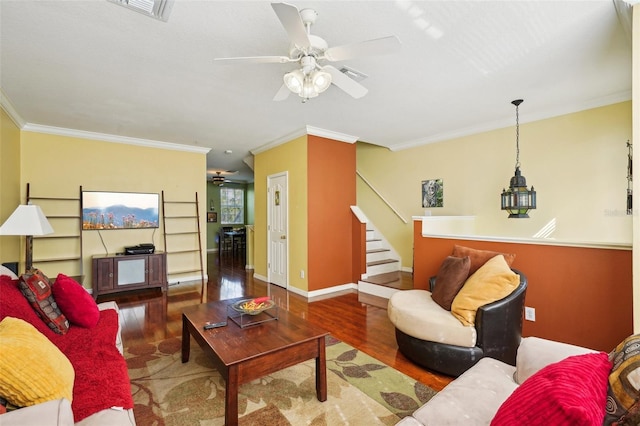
xmin=356 ymin=170 xmax=408 ymax=224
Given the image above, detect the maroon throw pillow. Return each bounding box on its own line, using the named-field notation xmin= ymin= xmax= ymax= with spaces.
xmin=452 ymin=245 xmax=516 ymax=276
xmin=52 ymin=273 xmax=100 ymax=329
xmin=18 ymin=269 xmax=70 ymax=335
xmin=431 ymin=256 xmax=470 ymax=311
xmin=491 ymin=352 xmax=611 ymax=426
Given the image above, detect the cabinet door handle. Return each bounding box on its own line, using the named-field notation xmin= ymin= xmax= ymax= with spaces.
xmin=109 ymin=273 xmax=113 ymax=277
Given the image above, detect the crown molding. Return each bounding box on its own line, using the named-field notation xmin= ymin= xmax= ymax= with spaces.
xmin=1 ymin=89 xmax=210 ymax=154
xmin=21 ymin=123 xmax=211 ymax=154
xmin=251 ymin=125 xmax=358 ymax=155
xmin=388 ymin=91 xmax=632 ymax=151
xmin=0 ymin=89 xmax=26 ymax=128
xmin=306 ymin=126 xmax=358 ymax=143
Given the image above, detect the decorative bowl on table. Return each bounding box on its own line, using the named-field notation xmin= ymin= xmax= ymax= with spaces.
xmin=231 ymin=298 xmax=275 ymax=315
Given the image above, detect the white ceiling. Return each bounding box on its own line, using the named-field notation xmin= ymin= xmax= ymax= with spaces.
xmin=0 ymin=1 xmax=633 ymax=183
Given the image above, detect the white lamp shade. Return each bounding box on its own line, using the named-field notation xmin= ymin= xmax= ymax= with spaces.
xmin=0 ymin=205 xmax=54 ymax=236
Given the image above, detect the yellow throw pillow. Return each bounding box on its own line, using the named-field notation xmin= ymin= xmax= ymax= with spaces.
xmin=0 ymin=316 xmax=75 ymax=407
xmin=451 ymin=255 xmax=520 ymax=326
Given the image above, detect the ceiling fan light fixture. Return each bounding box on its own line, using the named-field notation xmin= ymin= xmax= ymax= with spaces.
xmin=301 ymin=79 xmax=319 ymax=99
xmin=284 ymin=70 xmax=305 ymax=94
xmin=310 ymin=69 xmax=332 ymax=93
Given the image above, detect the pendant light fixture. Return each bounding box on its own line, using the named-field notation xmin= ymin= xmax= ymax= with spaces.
xmin=500 ymin=99 xmax=536 ymax=218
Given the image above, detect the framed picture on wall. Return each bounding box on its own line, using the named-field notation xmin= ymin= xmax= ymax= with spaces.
xmin=422 ymin=179 xmax=443 ymax=208
xmin=207 ymin=212 xmax=217 ymax=223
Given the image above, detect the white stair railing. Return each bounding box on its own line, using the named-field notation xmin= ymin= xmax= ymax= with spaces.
xmin=356 ymin=170 xmax=408 ymax=224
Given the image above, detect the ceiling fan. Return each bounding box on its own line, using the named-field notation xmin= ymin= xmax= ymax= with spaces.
xmin=208 ymin=170 xmax=237 ymax=186
xmin=214 ymin=2 xmax=401 ymax=102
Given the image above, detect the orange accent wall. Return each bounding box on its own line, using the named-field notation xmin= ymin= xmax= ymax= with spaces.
xmin=307 ymin=136 xmax=356 ymax=291
xmin=352 ymin=215 xmax=366 ymax=283
xmin=413 ymin=221 xmax=633 ymax=352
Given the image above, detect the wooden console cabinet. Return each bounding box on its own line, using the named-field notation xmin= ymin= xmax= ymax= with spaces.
xmin=92 ymin=252 xmax=167 ymax=299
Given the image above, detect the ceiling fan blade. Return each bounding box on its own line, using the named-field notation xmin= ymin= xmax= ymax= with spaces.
xmin=273 ymin=84 xmax=291 ymax=101
xmin=271 ymin=2 xmax=311 ymax=50
xmin=324 ymin=35 xmax=401 ymax=62
xmin=324 ymin=65 xmax=368 ymax=99
xmin=214 ymin=55 xmax=293 ymax=64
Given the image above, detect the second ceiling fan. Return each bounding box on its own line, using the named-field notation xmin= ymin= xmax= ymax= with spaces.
xmin=215 ymin=2 xmax=401 ymax=102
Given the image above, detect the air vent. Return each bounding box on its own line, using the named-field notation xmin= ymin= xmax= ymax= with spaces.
xmin=339 ymin=66 xmax=368 ymax=82
xmin=108 ymin=0 xmax=174 ymax=22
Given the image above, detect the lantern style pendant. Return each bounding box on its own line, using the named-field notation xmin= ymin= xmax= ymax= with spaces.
xmin=500 ymin=99 xmax=536 ymax=218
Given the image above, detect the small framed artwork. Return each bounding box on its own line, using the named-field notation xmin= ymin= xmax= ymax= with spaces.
xmin=207 ymin=212 xmax=217 ymax=223
xmin=422 ymin=179 xmax=443 ymax=208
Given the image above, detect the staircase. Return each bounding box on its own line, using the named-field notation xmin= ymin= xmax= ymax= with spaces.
xmin=357 ymin=225 xmax=409 ymax=301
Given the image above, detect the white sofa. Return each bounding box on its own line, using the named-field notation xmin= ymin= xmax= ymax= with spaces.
xmin=0 ymin=301 xmax=137 ymax=426
xmin=396 ymin=337 xmax=596 ymax=425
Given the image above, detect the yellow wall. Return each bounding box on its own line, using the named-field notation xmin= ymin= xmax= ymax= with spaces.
xmin=0 ymin=109 xmax=22 ymax=265
xmin=254 ymin=136 xmax=308 ymax=291
xmin=20 ymin=131 xmax=207 ymax=287
xmin=357 ymin=101 xmax=632 ymax=269
xmin=632 ymin=4 xmax=639 ymax=333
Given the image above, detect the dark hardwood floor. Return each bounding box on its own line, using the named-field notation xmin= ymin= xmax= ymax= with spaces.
xmin=101 ymin=251 xmax=453 ymax=392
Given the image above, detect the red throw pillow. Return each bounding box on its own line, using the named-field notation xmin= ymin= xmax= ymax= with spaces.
xmin=52 ymin=274 xmax=100 ymax=328
xmin=491 ymin=352 xmax=611 ymax=426
xmin=452 ymin=245 xmax=516 ymax=276
xmin=18 ymin=269 xmax=70 ymax=334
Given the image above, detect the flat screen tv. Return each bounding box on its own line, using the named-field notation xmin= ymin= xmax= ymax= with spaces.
xmin=82 ymin=191 xmax=159 ymax=230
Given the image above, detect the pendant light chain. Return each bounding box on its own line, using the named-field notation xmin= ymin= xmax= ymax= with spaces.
xmin=515 ymin=102 xmax=520 ymax=169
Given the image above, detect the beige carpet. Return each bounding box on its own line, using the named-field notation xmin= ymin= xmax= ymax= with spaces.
xmin=125 ymin=335 xmax=435 ymax=425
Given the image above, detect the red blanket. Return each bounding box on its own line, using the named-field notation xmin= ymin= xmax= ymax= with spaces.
xmin=0 ymin=276 xmax=133 ymax=422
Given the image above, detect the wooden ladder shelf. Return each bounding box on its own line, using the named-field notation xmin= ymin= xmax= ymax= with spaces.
xmin=161 ymin=191 xmax=205 ymax=302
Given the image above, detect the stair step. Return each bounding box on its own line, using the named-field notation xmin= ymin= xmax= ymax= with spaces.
xmin=361 ymin=271 xmax=401 ymax=285
xmin=362 ymin=273 xmax=411 ymax=290
xmin=367 ymin=258 xmax=399 ymax=267
xmin=367 ymin=248 xmax=390 ymax=254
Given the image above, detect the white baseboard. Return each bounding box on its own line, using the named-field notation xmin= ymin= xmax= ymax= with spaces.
xmin=168 ymin=274 xmax=208 ymax=285
xmin=357 ymin=281 xmax=399 ymax=299
xmin=253 ymin=272 xmax=268 ymax=282
xmin=288 ymin=282 xmax=358 ymax=300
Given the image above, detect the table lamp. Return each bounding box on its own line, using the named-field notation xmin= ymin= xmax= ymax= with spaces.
xmin=0 ymin=204 xmax=54 ymax=271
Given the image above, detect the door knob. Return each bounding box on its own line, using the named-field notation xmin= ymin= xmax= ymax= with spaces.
xmin=281 ymin=235 xmax=286 ymax=239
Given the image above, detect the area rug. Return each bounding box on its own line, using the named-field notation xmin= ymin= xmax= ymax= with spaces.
xmin=125 ymin=335 xmax=436 ymax=425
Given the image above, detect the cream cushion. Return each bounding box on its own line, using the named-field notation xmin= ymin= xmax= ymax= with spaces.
xmin=408 ymin=357 xmax=518 ymax=425
xmin=0 ymin=265 xmax=18 ymax=280
xmin=388 ymin=289 xmax=476 ymax=348
xmin=451 ymin=255 xmax=519 ymax=326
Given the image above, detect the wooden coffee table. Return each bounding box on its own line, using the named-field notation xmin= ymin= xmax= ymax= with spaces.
xmin=182 ymin=298 xmax=329 ymax=426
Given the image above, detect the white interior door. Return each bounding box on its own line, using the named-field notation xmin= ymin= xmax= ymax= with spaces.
xmin=267 ymin=173 xmax=288 ymax=288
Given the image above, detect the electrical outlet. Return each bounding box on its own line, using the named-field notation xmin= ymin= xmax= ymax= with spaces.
xmin=300 ymin=270 xmax=305 ymax=279
xmin=525 ymin=307 xmax=536 ymax=321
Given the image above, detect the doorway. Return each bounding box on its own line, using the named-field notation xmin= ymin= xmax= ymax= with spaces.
xmin=267 ymin=172 xmax=288 ymax=288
